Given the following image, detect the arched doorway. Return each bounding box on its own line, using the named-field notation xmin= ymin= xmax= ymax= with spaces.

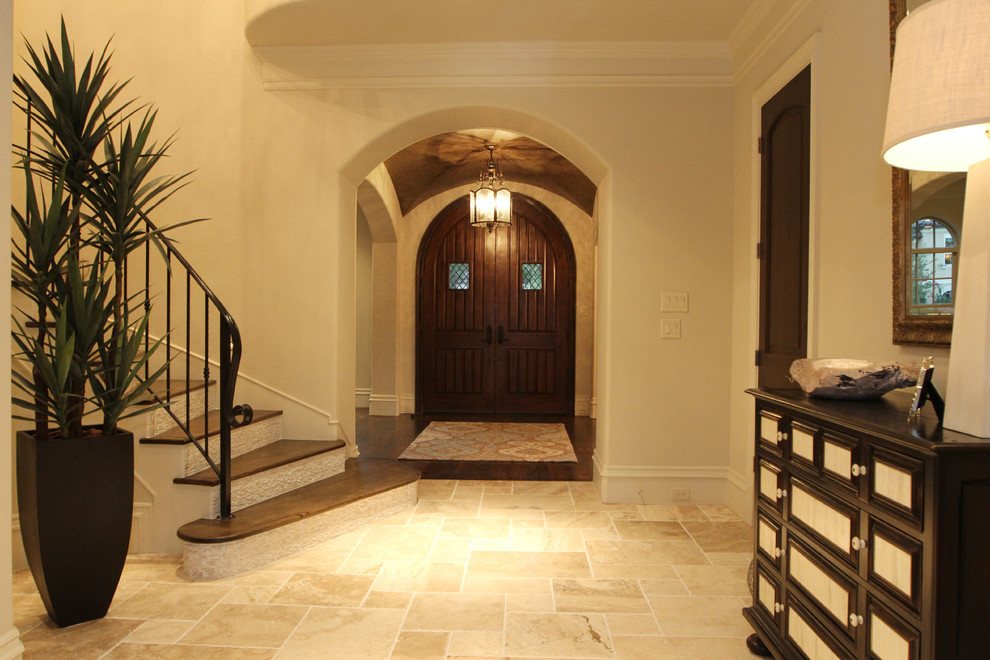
xmin=416 ymin=194 xmax=576 ymax=414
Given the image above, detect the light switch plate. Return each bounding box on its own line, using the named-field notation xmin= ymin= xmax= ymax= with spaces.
xmin=660 ymin=318 xmax=681 ymax=339
xmin=661 ymin=292 xmax=689 ymax=313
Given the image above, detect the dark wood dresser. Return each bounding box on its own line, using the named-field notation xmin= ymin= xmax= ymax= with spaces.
xmin=744 ymin=388 xmax=990 ymax=659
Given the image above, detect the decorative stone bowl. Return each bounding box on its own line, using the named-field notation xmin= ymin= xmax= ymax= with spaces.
xmin=789 ymin=358 xmax=919 ymax=400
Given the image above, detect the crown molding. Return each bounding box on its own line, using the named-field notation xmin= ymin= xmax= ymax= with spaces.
xmin=254 ymin=41 xmax=735 ymax=90
xmin=731 ymin=0 xmax=814 ymax=83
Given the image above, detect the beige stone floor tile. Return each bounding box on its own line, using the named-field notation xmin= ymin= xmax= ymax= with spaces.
xmin=350 ymin=525 xmax=439 ymax=561
xmin=586 ymin=539 xmax=709 ymax=566
xmin=681 ymin=522 xmax=753 ymax=553
xmin=707 ymin=552 xmax=752 ymax=566
xmin=365 ymin=591 xmax=413 ymax=610
xmin=264 ymin=545 xmax=350 ymax=573
xmin=462 ymin=577 xmax=553 ymax=595
xmin=700 ymin=505 xmax=744 ymax=522
xmin=179 ymin=602 xmax=308 ymax=648
xmin=478 ymin=507 xmax=545 ymax=520
xmin=582 ymin=527 xmax=621 ymax=541
xmin=471 ymin=538 xmax=510 ymax=551
xmin=404 ymin=593 xmax=505 ymax=632
xmin=338 ymin=557 xmax=386 ymax=575
xmin=613 ymin=521 xmax=692 ymax=541
xmin=511 ymin=516 xmax=546 ymax=529
xmin=372 ymin=560 xmax=464 ymax=593
xmin=20 ymin=617 xmax=143 ymax=660
xmin=418 ymin=479 xmax=458 ymax=500
xmin=552 ymin=578 xmax=650 ymax=613
xmin=573 ymin=502 xmax=639 ymax=513
xmin=390 ymin=631 xmax=449 ymax=659
xmin=636 ymin=504 xmax=709 ymax=522
xmin=468 ymin=551 xmax=591 ymax=579
xmin=606 ymin=509 xmax=647 ymax=521
xmin=275 ymin=607 xmax=405 ymax=660
xmin=544 ymin=510 xmax=613 ymax=529
xmin=648 ymin=595 xmax=753 ymax=637
xmin=118 ymin=555 xmax=187 ymax=584
xmin=269 ymin=572 xmax=375 ymax=606
xmin=12 ymin=568 xmax=38 ymax=594
xmin=449 ymin=487 xmax=486 ymax=502
xmin=220 ymin=584 xmax=281 ymax=604
xmin=510 ymin=528 xmax=585 ymax=552
xmin=590 ymin=564 xmax=678 ymax=580
xmin=512 ymin=482 xmax=573 ymax=496
xmin=606 ymin=612 xmax=661 ymax=635
xmin=124 ymin=619 xmax=195 ymax=644
xmin=640 ymin=578 xmax=689 ymax=596
xmin=504 ymin=611 xmax=613 ymax=658
xmin=441 ymin=517 xmax=511 ymax=539
xmin=103 ymin=643 xmax=276 ymax=659
xmin=373 ymin=509 xmax=416 ymax=525
xmin=415 ymin=500 xmax=482 ymax=517
xmin=405 ymin=516 xmax=446 ymax=528
xmin=12 ymin=592 xmax=48 ymax=633
xmin=430 ymin=537 xmax=472 ymax=562
xmin=108 ymin=582 xmax=232 ymax=620
xmin=449 ymin=630 xmax=503 ymax=656
xmin=506 ymin=593 xmax=555 ymax=612
xmin=675 ymin=564 xmax=750 ymax=597
xmin=614 ymin=634 xmax=754 ymax=659
xmin=481 ymin=494 xmax=575 ymax=511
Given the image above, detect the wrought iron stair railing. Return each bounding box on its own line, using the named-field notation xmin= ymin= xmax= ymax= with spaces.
xmin=133 ymin=220 xmax=253 ymax=519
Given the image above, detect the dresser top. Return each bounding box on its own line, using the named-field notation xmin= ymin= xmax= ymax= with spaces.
xmin=747 ymin=387 xmax=990 ymax=451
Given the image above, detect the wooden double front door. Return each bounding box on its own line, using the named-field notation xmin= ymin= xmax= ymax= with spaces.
xmin=417 ymin=195 xmax=575 ymax=414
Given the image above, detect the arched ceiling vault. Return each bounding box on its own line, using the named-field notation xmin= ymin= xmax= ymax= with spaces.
xmin=384 ymin=130 xmax=596 ymax=217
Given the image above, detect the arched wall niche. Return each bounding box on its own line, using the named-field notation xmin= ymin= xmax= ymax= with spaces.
xmin=338 ymin=107 xmax=609 ymax=432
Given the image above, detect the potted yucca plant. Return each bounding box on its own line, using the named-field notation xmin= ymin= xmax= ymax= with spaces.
xmin=11 ymin=21 xmax=198 ymax=627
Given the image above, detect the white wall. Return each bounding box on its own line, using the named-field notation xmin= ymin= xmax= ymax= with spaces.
xmin=355 ymin=207 xmax=373 ymax=407
xmin=726 ymin=0 xmax=952 ymax=519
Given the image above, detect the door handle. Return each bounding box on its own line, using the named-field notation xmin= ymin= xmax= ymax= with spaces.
xmin=486 ymin=325 xmax=493 ymax=344
xmin=497 ymin=326 xmax=505 ymax=344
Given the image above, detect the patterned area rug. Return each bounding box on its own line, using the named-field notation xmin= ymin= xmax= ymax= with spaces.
xmin=398 ymin=422 xmax=577 ymax=462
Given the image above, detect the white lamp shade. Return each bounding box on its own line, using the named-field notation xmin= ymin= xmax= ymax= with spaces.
xmin=882 ymin=0 xmax=990 ymax=172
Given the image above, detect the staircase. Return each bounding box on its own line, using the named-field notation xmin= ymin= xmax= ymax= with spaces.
xmin=126 ymin=223 xmax=419 ymax=580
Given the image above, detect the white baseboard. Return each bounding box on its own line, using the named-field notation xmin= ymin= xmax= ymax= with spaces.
xmin=0 ymin=628 xmax=23 ymax=660
xmin=574 ymin=396 xmax=592 ymax=416
xmin=592 ymin=454 xmax=740 ymax=507
xmin=368 ymin=394 xmax=401 ymax=417
xmin=355 ymin=387 xmax=372 ymax=408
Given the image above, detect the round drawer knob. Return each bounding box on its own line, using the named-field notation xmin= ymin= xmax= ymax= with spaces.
xmin=776 ymin=488 xmax=788 ymax=499
xmin=849 ymin=613 xmax=864 ymax=627
xmin=773 ymin=547 xmax=782 ymax=558
xmin=775 ymin=602 xmax=784 ymax=613
xmin=851 ymin=464 xmax=867 ymax=477
xmin=852 ymin=537 xmax=868 ymax=551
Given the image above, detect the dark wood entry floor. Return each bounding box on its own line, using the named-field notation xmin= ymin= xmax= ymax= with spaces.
xmin=355 ymin=409 xmax=594 ymax=481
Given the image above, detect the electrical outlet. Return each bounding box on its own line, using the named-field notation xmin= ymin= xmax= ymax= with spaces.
xmin=670 ymin=488 xmax=691 ymax=501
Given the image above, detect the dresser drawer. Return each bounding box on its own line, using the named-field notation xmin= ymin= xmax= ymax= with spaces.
xmin=868 ymin=520 xmax=922 ymax=614
xmin=868 ymin=447 xmax=924 ymax=528
xmin=867 ymin=598 xmax=920 ymax=660
xmin=760 ymin=410 xmax=786 ymax=456
xmin=789 ymin=478 xmax=863 ymax=569
xmin=790 ymin=420 xmax=817 ymax=471
xmin=785 ymin=594 xmax=855 ymax=660
xmin=755 ymin=563 xmax=783 ymax=627
xmin=758 ymin=458 xmax=786 ymax=513
xmin=787 ymin=537 xmax=859 ymax=645
xmin=757 ymin=513 xmax=783 ymax=568
xmin=821 ymin=430 xmax=863 ymax=497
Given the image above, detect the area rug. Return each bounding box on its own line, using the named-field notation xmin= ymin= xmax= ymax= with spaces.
xmin=398 ymin=422 xmax=577 ymax=462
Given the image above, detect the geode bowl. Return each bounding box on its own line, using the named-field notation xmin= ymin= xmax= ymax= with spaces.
xmin=789 ymin=358 xmax=919 ymax=400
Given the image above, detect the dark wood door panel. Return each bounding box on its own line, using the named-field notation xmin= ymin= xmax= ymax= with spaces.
xmin=418 ymin=195 xmax=575 ymax=414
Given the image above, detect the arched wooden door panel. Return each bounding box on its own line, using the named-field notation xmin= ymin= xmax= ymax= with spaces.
xmin=417 ymin=195 xmax=575 ymax=414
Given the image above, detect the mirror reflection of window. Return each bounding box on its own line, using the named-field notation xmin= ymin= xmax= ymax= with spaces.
xmin=909 ymin=214 xmax=959 ymax=316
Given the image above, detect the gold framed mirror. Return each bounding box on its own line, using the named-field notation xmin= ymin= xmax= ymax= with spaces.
xmin=891 ymin=0 xmax=964 ymax=345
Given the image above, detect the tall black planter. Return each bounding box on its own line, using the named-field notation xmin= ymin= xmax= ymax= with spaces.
xmin=16 ymin=429 xmax=134 ymax=627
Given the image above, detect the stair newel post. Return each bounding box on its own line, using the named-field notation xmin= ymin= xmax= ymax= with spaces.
xmin=219 ymin=320 xmax=233 ymax=519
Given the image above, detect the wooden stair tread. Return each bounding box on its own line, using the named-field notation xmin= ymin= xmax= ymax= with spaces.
xmin=140 ymin=409 xmax=282 ymax=444
xmin=177 ymin=458 xmax=419 ymax=544
xmin=174 ymin=439 xmax=346 ymax=486
xmin=135 ymin=379 xmax=214 ymax=404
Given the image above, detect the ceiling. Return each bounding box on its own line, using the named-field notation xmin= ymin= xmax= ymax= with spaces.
xmin=247 ymin=0 xmax=762 ymax=217
xmin=246 ymin=0 xmax=758 ymax=48
xmin=384 ymin=131 xmax=596 ymax=217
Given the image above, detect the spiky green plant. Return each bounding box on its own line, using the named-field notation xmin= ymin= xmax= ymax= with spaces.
xmin=11 ymin=19 xmax=199 ymax=439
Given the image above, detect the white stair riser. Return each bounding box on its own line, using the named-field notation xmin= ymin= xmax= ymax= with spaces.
xmin=206 ymin=448 xmax=347 ymax=517
xmin=150 ymin=385 xmax=214 ymax=436
xmin=182 ymin=482 xmax=417 ymax=580
xmin=183 ymin=417 xmax=281 ymax=476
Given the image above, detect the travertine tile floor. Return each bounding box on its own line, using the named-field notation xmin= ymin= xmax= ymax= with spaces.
xmin=13 ymin=480 xmax=757 ymax=659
